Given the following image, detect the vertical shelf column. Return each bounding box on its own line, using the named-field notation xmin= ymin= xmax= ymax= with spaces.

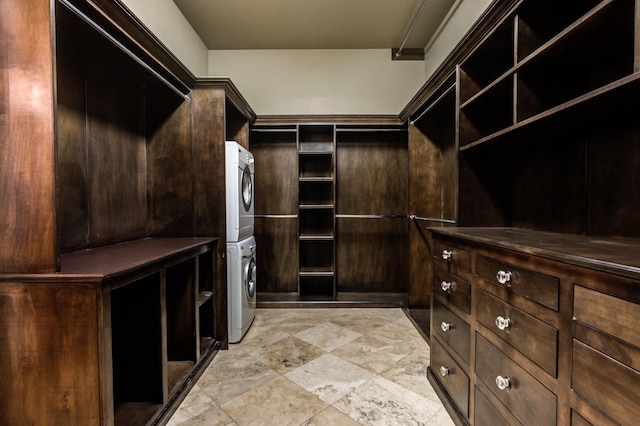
xmin=297 ymin=124 xmax=336 ymax=300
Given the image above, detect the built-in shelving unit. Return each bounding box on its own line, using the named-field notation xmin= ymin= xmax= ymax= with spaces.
xmin=297 ymin=124 xmax=336 ymax=300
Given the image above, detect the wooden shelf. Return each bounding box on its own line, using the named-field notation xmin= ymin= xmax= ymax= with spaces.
xmin=59 ymin=237 xmax=216 ymax=278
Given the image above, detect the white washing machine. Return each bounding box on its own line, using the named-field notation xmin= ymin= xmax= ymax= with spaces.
xmin=226 ymin=236 xmax=257 ymax=343
xmin=225 ymin=141 xmax=254 ymax=243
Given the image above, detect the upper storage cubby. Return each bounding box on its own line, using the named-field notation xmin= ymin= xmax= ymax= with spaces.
xmin=299 ymin=124 xmax=335 ymax=152
xmin=516 ymin=0 xmax=635 ymax=121
xmin=459 ymin=18 xmax=515 ymax=103
xmin=456 ymin=0 xmax=640 ymax=239
xmin=517 ymin=0 xmax=609 ymax=60
xmin=458 ymin=0 xmax=638 ymax=150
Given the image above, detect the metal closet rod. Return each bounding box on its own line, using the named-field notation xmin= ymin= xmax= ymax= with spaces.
xmin=336 ymin=214 xmax=408 ymax=219
xmin=254 ymin=214 xmax=298 ymax=218
xmin=409 ymin=215 xmax=456 ymax=224
xmin=396 ymin=0 xmax=429 ymax=58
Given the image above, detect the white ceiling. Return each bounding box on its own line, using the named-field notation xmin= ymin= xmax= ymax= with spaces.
xmin=173 ymin=0 xmax=458 ymax=50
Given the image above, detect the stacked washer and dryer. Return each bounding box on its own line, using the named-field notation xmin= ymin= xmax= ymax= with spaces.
xmin=225 ymin=141 xmax=256 ymax=343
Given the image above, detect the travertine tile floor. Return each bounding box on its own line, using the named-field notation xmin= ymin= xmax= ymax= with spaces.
xmin=167 ymin=308 xmax=454 ymax=426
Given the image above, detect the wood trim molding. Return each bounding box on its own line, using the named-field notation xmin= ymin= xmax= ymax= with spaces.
xmin=194 ymin=77 xmax=257 ymax=122
xmin=399 ymin=0 xmax=520 ymax=122
xmin=254 ymin=114 xmax=404 ymax=126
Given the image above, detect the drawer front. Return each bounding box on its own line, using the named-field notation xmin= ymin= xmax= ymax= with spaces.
xmin=433 ymin=240 xmax=471 ymax=271
xmin=475 ymin=334 xmax=556 ymax=426
xmin=474 ymin=387 xmax=513 ymax=426
xmin=574 ymin=285 xmax=640 ymax=348
xmin=476 ymin=289 xmax=558 ymax=376
xmin=433 ymin=266 xmax=471 ymax=313
xmin=432 ymin=299 xmax=470 ymax=365
xmin=572 ymin=339 xmax=640 ymax=426
xmin=476 ymin=254 xmax=559 ymax=310
xmin=431 ymin=337 xmax=470 ymax=417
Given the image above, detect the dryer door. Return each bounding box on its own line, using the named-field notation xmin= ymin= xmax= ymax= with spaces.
xmin=245 ymin=256 xmax=257 ymax=301
xmin=241 ymin=165 xmax=253 ymax=212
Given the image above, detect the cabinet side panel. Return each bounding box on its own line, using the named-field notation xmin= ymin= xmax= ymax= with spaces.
xmin=147 ymin=95 xmax=194 ymax=236
xmin=56 ymin=32 xmax=90 ymax=251
xmin=86 ymin=61 xmax=148 ymax=245
xmin=0 ymin=0 xmax=57 ymax=272
xmin=0 ymin=282 xmax=100 ymax=425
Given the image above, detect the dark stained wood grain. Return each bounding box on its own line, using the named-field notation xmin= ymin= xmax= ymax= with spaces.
xmin=475 ymin=334 xmax=557 ymax=426
xmin=572 ymin=339 xmax=640 ymax=426
xmin=191 ymin=87 xmax=229 ymax=347
xmin=147 ymin=93 xmax=194 ymax=236
xmin=86 ymin=60 xmax=147 ymax=246
xmin=336 ymin=217 xmax=408 ymax=293
xmin=254 ymin=217 xmax=298 ymax=293
xmin=336 ymin=131 xmax=407 ymax=214
xmin=0 ymin=0 xmax=57 ymax=273
xmin=432 ymin=299 xmax=471 ymax=364
xmin=431 ymin=337 xmax=470 ymax=418
xmin=251 ymin=133 xmax=298 ymax=215
xmin=0 ymin=283 xmax=101 ymax=424
xmin=56 ymin=32 xmax=90 ymax=251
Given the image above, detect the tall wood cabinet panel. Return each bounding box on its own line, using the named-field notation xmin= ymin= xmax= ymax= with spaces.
xmin=0 ymin=0 xmax=58 ymax=273
xmin=192 ymin=79 xmax=255 ymax=347
xmin=251 ymin=128 xmax=299 ymax=297
xmin=336 ymin=127 xmax=408 ymax=296
xmin=407 ymin=74 xmax=457 ymax=309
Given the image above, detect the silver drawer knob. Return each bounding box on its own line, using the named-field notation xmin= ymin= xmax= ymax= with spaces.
xmin=441 ymin=281 xmax=452 ymax=292
xmin=442 ymin=250 xmax=453 ymax=260
xmin=495 ymin=316 xmax=512 ymax=331
xmin=440 ymin=321 xmax=453 ymax=332
xmin=439 ymin=366 xmax=450 ymax=377
xmin=495 ymin=375 xmax=511 ymax=390
xmin=496 ymin=270 xmax=512 ymax=284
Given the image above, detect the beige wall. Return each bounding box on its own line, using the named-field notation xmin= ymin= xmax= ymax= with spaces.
xmin=119 ymin=0 xmax=209 ymax=76
xmin=423 ymin=0 xmax=493 ymax=80
xmin=209 ymin=49 xmax=426 ymax=115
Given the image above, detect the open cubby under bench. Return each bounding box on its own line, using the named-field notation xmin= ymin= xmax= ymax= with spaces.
xmin=0 ymin=237 xmax=219 ymax=426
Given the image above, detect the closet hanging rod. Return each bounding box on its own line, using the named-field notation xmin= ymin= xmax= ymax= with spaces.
xmin=410 ymin=83 xmax=456 ymax=125
xmin=251 ymin=128 xmax=297 ymax=133
xmin=59 ymin=0 xmax=190 ymax=100
xmin=336 ymin=128 xmax=407 ymax=133
xmin=409 ymin=215 xmax=456 ymax=224
xmin=336 ymin=214 xmax=407 ymax=219
xmin=254 ymin=214 xmax=298 ymax=219
xmin=396 ymin=0 xmax=430 ymax=58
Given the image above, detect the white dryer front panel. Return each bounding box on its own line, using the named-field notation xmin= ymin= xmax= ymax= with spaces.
xmin=225 ymin=141 xmax=255 ymax=242
xmin=226 ymin=236 xmax=256 ymax=343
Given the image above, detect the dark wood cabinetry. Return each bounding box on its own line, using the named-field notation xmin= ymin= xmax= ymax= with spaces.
xmin=298 ymin=124 xmax=337 ymax=300
xmin=251 ymin=118 xmax=408 ymax=305
xmin=408 ymin=0 xmax=640 ymax=424
xmin=1 ymin=0 xmax=254 ymax=424
xmin=429 ymin=228 xmax=640 ymax=426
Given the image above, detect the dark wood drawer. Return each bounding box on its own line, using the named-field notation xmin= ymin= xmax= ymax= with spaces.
xmin=431 ymin=336 xmax=470 ymax=417
xmin=574 ymin=285 xmax=640 ymax=348
xmin=474 ymin=387 xmax=513 ymax=426
xmin=476 ymin=334 xmax=556 ymax=426
xmin=572 ymin=339 xmax=640 ymax=426
xmin=432 ymin=298 xmax=470 ymax=365
xmin=476 ymin=289 xmax=558 ymax=376
xmin=433 ymin=239 xmax=471 ymax=271
xmin=476 ymin=254 xmax=559 ymax=310
xmin=433 ymin=266 xmax=471 ymax=313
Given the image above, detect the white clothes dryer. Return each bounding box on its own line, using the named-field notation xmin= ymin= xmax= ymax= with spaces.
xmin=225 ymin=141 xmax=255 ymax=242
xmin=226 ymin=235 xmax=257 ymax=343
